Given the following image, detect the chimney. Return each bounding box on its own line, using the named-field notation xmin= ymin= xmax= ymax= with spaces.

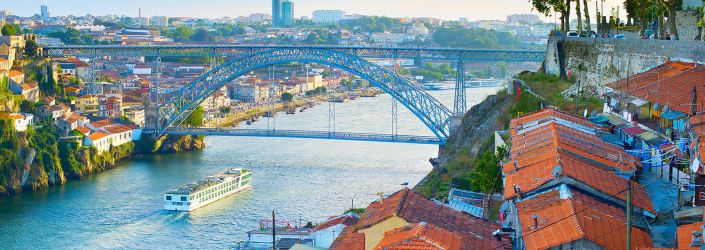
xmin=531 ymin=215 xmax=539 ymax=229
xmin=691 ymin=231 xmax=703 ymax=247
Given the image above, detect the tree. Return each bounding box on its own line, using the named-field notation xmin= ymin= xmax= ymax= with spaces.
xmin=20 ymin=100 xmax=34 ymax=114
xmin=1 ymin=24 xmax=16 ymax=36
xmin=24 ymin=39 xmax=39 ymax=57
xmin=219 ymin=106 xmax=232 ymax=114
xmin=182 ymin=106 xmax=204 ymax=127
xmin=530 ymin=0 xmax=568 ymax=30
xmin=172 ymin=26 xmax=193 ymax=42
xmin=281 ymin=92 xmax=294 ymax=102
xmin=576 ymin=0 xmax=584 ymax=31
xmin=583 ymin=0 xmax=592 ymax=33
xmin=191 ymin=28 xmax=214 ymax=42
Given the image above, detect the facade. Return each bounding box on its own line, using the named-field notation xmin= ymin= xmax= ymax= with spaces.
xmin=3 ymin=112 xmax=34 ymax=132
xmin=83 ymin=123 xmax=136 ymax=153
xmin=281 ymin=0 xmax=295 ymax=27
xmin=76 ymin=95 xmax=100 ymax=115
xmin=40 ymin=5 xmax=49 ymax=19
xmin=272 ymin=0 xmax=282 ymax=27
xmin=9 ymin=82 xmax=39 ymax=103
xmin=230 ymin=84 xmax=266 ymax=103
xmin=312 ymin=10 xmax=345 ymax=24
xmin=311 ymin=213 xmax=359 ymax=248
xmin=124 ymin=106 xmax=145 ymax=126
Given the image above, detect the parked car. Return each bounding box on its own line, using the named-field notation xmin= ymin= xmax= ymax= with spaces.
xmin=613 ymin=34 xmax=626 ymax=39
xmin=567 ymin=31 xmax=579 ymax=37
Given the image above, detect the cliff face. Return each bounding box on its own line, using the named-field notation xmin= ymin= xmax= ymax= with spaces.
xmin=142 ymin=135 xmax=206 ymax=154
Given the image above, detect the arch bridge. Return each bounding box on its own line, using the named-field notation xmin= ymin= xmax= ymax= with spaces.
xmin=44 ymin=45 xmax=545 ymax=145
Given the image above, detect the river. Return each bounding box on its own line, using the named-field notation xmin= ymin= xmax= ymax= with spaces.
xmin=0 ymin=88 xmax=500 ymax=249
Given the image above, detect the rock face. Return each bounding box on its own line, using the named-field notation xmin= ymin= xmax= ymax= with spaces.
xmin=155 ymin=135 xmax=206 ymax=154
xmin=438 ymin=93 xmax=512 ymax=167
xmin=676 ymin=10 xmax=701 ymax=41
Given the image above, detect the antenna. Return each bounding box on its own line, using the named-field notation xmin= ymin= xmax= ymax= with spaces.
xmin=552 ymin=165 xmax=562 ymax=178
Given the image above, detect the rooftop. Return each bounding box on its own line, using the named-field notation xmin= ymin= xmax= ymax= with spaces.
xmin=374 ymin=223 xmax=463 ymax=250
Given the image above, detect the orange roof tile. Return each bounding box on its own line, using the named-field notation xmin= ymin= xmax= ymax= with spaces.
xmin=609 ymin=61 xmax=705 ymax=114
xmin=334 ymin=188 xmax=511 ymax=250
xmin=374 ymin=223 xmax=463 ymax=250
xmin=89 ymin=119 xmax=115 ymax=129
xmin=8 ymin=70 xmax=23 ymax=77
xmin=518 ymin=190 xmax=653 ymax=250
xmin=88 ymin=131 xmax=109 ymax=141
xmin=75 ymin=126 xmax=91 ymax=135
xmin=330 ymin=226 xmax=365 ymax=250
xmin=313 ymin=214 xmax=359 ymax=232
xmin=677 ymin=222 xmax=704 ymax=249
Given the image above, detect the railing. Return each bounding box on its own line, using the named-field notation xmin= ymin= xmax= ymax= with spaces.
xmin=164 ymin=128 xmax=442 ymax=145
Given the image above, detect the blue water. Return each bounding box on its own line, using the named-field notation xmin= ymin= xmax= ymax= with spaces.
xmin=0 ymin=88 xmax=500 ymax=249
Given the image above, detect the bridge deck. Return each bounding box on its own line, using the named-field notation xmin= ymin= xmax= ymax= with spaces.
xmin=162 ymin=128 xmax=442 ymax=145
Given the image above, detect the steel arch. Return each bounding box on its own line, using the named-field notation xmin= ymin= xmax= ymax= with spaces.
xmin=157 ymin=48 xmax=454 ymax=143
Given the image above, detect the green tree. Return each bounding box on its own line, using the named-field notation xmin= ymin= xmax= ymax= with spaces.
xmin=219 ymin=106 xmax=232 ymax=114
xmin=281 ymin=92 xmax=294 ymax=102
xmin=24 ymin=39 xmax=40 ymax=57
xmin=172 ymin=26 xmax=193 ymax=42
xmin=182 ymin=106 xmax=204 ymax=127
xmin=191 ymin=28 xmax=214 ymax=42
xmin=1 ymin=24 xmax=16 ymax=36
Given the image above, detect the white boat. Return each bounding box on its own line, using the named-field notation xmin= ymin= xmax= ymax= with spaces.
xmin=422 ymin=81 xmax=454 ymax=90
xmin=164 ymin=168 xmax=252 ymax=211
xmin=465 ymin=78 xmax=504 ymax=88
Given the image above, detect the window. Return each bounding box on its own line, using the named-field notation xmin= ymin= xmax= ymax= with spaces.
xmin=181 ymin=196 xmax=187 ymax=201
xmin=166 ymin=195 xmax=172 ymax=200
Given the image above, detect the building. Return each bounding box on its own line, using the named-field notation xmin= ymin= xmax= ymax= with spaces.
xmin=310 ymin=213 xmax=359 ymax=248
xmin=124 ymin=106 xmax=145 ymax=126
xmin=230 ymin=84 xmax=267 ymax=103
xmin=312 ymin=10 xmax=345 ymax=24
xmin=151 ymin=16 xmax=169 ymax=27
xmin=99 ymin=96 xmax=123 ymax=118
xmin=56 ymin=113 xmax=90 ymax=136
xmin=38 ymin=104 xmax=70 ymax=121
xmin=40 ymin=5 xmax=50 ymax=20
xmin=2 ymin=112 xmax=34 ymax=132
xmin=281 ymin=0 xmax=294 ymax=27
xmin=506 ymin=14 xmax=541 ymax=25
xmin=330 ymin=188 xmax=511 ymax=250
xmin=75 ymin=95 xmax=100 ymax=115
xmin=272 ymin=0 xmax=282 ymax=27
xmin=83 ymin=121 xmax=138 ymax=153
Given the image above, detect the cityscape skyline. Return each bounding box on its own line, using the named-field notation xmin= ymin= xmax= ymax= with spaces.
xmin=5 ymin=0 xmax=628 ymax=21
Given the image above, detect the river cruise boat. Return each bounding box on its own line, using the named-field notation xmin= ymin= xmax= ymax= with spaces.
xmin=465 ymin=78 xmax=504 ymax=88
xmin=164 ymin=168 xmax=252 ymax=211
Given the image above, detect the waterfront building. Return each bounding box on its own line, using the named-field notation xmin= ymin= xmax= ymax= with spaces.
xmin=247 ymin=226 xmax=313 ymax=247
xmin=312 ymin=10 xmax=345 ymax=24
xmin=123 ymin=106 xmax=145 ymax=127
xmin=83 ymin=122 xmax=138 ymax=153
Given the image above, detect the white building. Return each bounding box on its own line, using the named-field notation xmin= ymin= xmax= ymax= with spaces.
xmin=312 ymin=10 xmax=345 ymax=24
xmin=310 ymin=213 xmax=359 ymax=248
xmin=152 ymin=16 xmax=169 ymax=27
xmin=370 ymin=32 xmax=414 ymax=45
xmin=7 ymin=113 xmax=34 ymax=132
xmin=83 ymin=122 xmax=137 ymax=153
xmin=230 ymin=84 xmax=266 ymax=103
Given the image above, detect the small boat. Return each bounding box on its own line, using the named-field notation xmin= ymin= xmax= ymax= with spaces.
xmin=246 ymin=120 xmax=252 ymax=125
xmin=164 ymin=169 xmax=253 ymax=212
xmin=286 ymin=109 xmax=296 ymax=114
xmin=299 ymin=106 xmax=308 ymax=112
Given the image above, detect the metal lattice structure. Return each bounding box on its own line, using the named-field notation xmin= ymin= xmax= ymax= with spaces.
xmin=46 ymin=45 xmax=546 ymax=145
xmin=44 ymin=45 xmax=546 ymax=62
xmin=158 ymin=48 xmax=454 ymax=143
xmin=165 ymin=128 xmax=441 ymax=144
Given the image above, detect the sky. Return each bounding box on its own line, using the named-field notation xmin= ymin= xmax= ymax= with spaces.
xmin=3 ymin=0 xmax=627 ymax=21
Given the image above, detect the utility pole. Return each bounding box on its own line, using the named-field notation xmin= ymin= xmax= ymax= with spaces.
xmin=626 ymin=180 xmax=633 ymax=250
xmin=272 ymin=210 xmax=276 ymax=250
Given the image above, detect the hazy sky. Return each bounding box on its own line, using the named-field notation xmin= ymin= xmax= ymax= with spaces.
xmin=4 ymin=0 xmax=627 ymax=21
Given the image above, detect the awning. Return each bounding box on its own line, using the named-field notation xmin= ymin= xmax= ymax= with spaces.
xmin=601 ymin=113 xmax=628 ymax=126
xmin=661 ymin=110 xmax=686 ymax=120
xmin=630 ymin=98 xmax=649 ymax=107
xmin=637 ymin=131 xmax=660 ymax=141
xmin=623 ymin=126 xmax=647 ymax=135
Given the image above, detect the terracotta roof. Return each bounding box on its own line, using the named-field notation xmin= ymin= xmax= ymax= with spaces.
xmin=517 ymin=189 xmax=653 ymax=250
xmin=330 ymin=226 xmax=365 ymax=250
xmin=88 ymin=131 xmax=109 ymax=141
xmin=510 ymin=108 xmax=602 ymax=136
xmin=608 ymin=61 xmax=705 ymax=114
xmin=75 ymin=126 xmax=91 ymax=135
xmin=22 ymin=83 xmax=37 ymax=91
xmin=8 ymin=70 xmax=23 ymax=77
xmin=374 ymin=223 xmax=463 ymax=250
xmin=89 ymin=119 xmax=115 ymax=129
xmin=313 ymin=214 xmax=360 ymax=232
xmin=333 ymin=188 xmax=511 ymax=250
xmin=65 ymin=86 xmax=81 ymax=93
xmin=104 ymin=124 xmax=133 ymax=134
xmin=677 ymin=222 xmax=704 ymax=249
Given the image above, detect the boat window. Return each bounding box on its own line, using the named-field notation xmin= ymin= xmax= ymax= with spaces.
xmin=181 ymin=196 xmax=187 ymax=201
xmin=166 ymin=195 xmax=172 ymax=200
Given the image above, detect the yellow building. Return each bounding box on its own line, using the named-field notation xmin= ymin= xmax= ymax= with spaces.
xmin=75 ymin=95 xmax=100 ymax=115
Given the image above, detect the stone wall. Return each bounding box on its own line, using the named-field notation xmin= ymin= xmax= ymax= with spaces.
xmin=546 ymin=36 xmax=705 ymax=95
xmin=676 ymin=10 xmax=701 ymax=41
